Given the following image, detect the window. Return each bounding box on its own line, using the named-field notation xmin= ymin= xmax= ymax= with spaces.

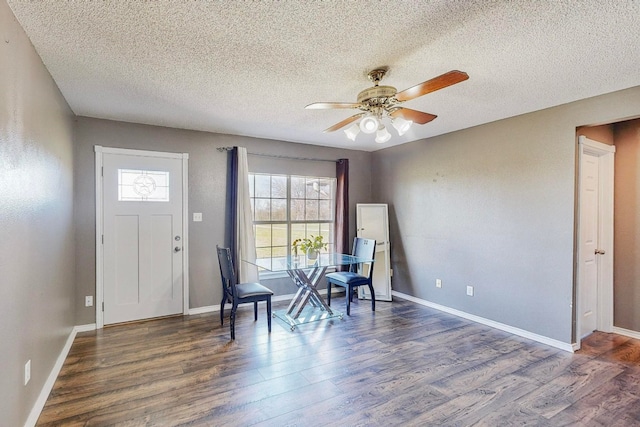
xmin=249 ymin=173 xmax=336 ymax=270
xmin=118 ymin=169 xmax=170 ymax=202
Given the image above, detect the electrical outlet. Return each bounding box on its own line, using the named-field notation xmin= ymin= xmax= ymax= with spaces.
xmin=193 ymin=212 xmax=203 ymax=222
xmin=436 ymin=279 xmax=442 ymax=288
xmin=24 ymin=360 xmax=31 ymax=385
xmin=466 ymin=285 xmax=474 ymax=296
xmin=85 ymin=296 xmax=93 ymax=307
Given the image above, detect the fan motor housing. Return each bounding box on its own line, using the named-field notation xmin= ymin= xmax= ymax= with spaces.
xmin=357 ymin=85 xmax=397 ymax=104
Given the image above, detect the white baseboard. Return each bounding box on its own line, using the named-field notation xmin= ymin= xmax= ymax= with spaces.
xmin=24 ymin=324 xmax=95 ymax=427
xmin=75 ymin=323 xmax=97 ymax=333
xmin=392 ymin=291 xmax=574 ymax=353
xmin=613 ymin=326 xmax=640 ymax=340
xmin=189 ymin=305 xmax=218 ymax=315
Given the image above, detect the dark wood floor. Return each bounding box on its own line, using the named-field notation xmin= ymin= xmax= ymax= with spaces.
xmin=37 ymin=296 xmax=640 ymax=426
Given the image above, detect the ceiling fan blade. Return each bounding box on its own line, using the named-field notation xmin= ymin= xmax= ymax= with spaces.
xmin=395 ymin=70 xmax=469 ymax=102
xmin=323 ymin=113 xmax=364 ymax=132
xmin=390 ymin=108 xmax=437 ymax=125
xmin=306 ymin=102 xmax=362 ymax=110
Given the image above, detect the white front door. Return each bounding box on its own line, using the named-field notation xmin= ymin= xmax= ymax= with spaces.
xmin=357 ymin=204 xmax=392 ymax=302
xmin=579 ymin=151 xmax=599 ymax=338
xmin=100 ymin=148 xmax=187 ymax=325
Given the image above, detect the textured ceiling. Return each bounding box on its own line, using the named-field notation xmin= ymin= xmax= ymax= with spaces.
xmin=7 ymin=1 xmax=640 ymax=151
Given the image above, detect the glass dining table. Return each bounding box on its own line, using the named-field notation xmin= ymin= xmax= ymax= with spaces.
xmin=245 ymin=253 xmax=373 ymax=330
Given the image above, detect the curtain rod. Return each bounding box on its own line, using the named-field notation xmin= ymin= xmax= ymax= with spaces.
xmin=216 ymin=146 xmax=338 ymax=163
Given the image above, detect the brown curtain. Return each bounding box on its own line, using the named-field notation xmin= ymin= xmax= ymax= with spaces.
xmin=335 ymin=159 xmax=349 ymax=263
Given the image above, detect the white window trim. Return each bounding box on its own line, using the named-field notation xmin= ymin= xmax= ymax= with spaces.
xmin=250 ymin=173 xmax=337 ymax=266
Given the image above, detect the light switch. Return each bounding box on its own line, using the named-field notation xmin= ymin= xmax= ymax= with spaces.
xmin=193 ymin=213 xmax=203 ymax=222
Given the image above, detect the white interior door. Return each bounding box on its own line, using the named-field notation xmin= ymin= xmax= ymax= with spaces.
xmin=357 ymin=204 xmax=392 ymax=302
xmin=579 ymin=151 xmax=599 ymax=338
xmin=101 ymin=150 xmax=185 ymax=325
xmin=577 ymin=135 xmax=615 ymax=343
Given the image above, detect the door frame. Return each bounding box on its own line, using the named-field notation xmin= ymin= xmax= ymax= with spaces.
xmin=94 ymin=146 xmax=189 ymax=329
xmin=575 ymin=135 xmax=615 ymax=347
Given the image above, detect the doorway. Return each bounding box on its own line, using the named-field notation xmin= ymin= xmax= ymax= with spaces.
xmin=576 ymin=136 xmax=614 ymax=346
xmin=95 ymin=146 xmax=189 ymax=328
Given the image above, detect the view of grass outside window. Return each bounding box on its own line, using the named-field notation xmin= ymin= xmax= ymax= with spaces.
xmin=248 ymin=173 xmax=336 ymax=271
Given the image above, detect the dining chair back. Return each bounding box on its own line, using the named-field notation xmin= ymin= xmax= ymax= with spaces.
xmin=326 ymin=237 xmax=376 ymax=315
xmin=216 ymin=246 xmax=273 ymax=339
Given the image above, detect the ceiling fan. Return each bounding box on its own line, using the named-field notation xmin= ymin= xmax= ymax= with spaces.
xmin=305 ymin=68 xmax=469 ymax=143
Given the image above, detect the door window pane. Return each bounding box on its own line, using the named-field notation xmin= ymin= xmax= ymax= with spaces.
xmin=118 ymin=169 xmax=169 ymax=202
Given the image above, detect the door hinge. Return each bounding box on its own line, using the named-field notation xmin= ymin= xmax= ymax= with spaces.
xmin=101 ymin=166 xmax=104 ymax=177
xmin=102 ymin=302 xmax=104 ymax=312
xmin=102 ymin=235 xmax=104 ymax=244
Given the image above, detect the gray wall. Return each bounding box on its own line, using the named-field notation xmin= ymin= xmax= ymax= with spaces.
xmin=578 ymin=120 xmax=640 ymax=333
xmin=0 ymin=2 xmax=76 ymax=426
xmin=613 ymin=118 xmax=640 ymax=331
xmin=4 ymin=0 xmax=639 ymax=421
xmin=74 ymin=117 xmax=372 ymax=324
xmin=371 ymin=86 xmax=640 ymax=344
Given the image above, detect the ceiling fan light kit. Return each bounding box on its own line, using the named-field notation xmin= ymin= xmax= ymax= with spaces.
xmin=375 ymin=125 xmax=392 ymax=144
xmin=359 ymin=114 xmax=379 ymax=134
xmin=392 ymin=116 xmax=412 ymax=136
xmin=344 ymin=123 xmax=360 ymax=141
xmin=306 ymin=68 xmax=469 ymax=144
